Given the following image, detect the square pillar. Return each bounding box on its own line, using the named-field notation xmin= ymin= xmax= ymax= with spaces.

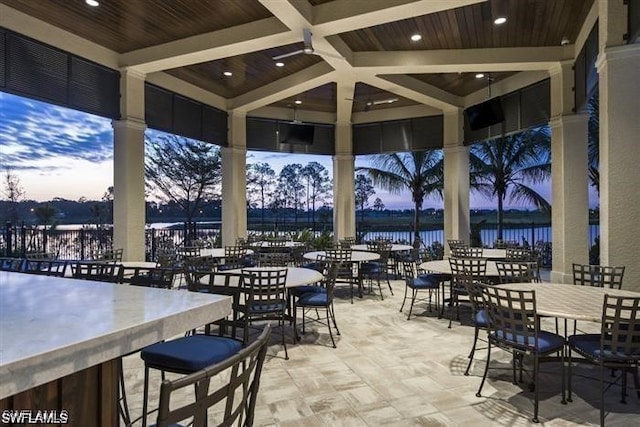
xmin=443 ymin=109 xmax=470 ymax=254
xmin=597 ymin=0 xmax=640 ymax=291
xmin=333 ymin=123 xmax=355 ymax=241
xmin=112 ymin=69 xmax=146 ymax=261
xmin=221 ymin=113 xmax=247 ymax=247
xmin=549 ymin=63 xmax=590 ymax=283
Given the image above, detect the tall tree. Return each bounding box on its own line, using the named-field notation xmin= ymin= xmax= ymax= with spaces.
xmin=3 ymin=168 xmax=26 ymax=224
xmin=357 ymin=151 xmax=443 ymax=239
xmin=247 ymin=162 xmax=276 ymax=228
xmin=354 ymin=174 xmax=375 ymax=224
xmin=373 ymin=197 xmax=385 ymax=213
xmin=301 ymin=162 xmax=331 ymax=229
xmin=470 ymin=127 xmax=551 ymax=239
xmin=277 ymin=164 xmax=304 ymax=224
xmin=145 ymin=135 xmax=221 ymax=224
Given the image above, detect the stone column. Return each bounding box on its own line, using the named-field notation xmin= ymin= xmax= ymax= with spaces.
xmin=597 ymin=1 xmax=640 ymax=291
xmin=333 ymin=123 xmax=355 ymax=241
xmin=112 ymin=69 xmax=146 ymax=261
xmin=221 ymin=112 xmax=247 ymax=247
xmin=443 ymin=109 xmax=470 ymax=255
xmin=549 ymin=63 xmax=589 ymax=283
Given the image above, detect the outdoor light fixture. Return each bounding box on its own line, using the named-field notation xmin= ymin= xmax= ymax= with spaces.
xmin=494 ymin=17 xmax=507 ymax=25
xmin=275 ymin=62 xmax=285 ymax=67
xmin=475 ymin=73 xmax=485 ymax=79
xmin=85 ymin=0 xmax=99 ymax=6
xmin=294 ymin=100 xmax=302 ymax=105
xmin=223 ymin=71 xmax=232 ymax=76
xmin=561 ymin=36 xmax=570 ymax=46
xmin=410 ymin=34 xmax=422 ymax=42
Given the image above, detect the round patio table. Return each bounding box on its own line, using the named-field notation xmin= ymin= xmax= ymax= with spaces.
xmin=199 ymin=248 xmax=254 ymax=258
xmin=250 ymin=241 xmax=303 ymax=248
xmin=496 ymin=282 xmax=640 ymax=322
xmin=419 ymin=259 xmax=500 ymax=277
xmin=303 ymin=250 xmax=380 ymax=262
xmin=218 ymin=266 xmax=323 ymax=288
xmin=351 ymin=244 xmax=413 ymax=252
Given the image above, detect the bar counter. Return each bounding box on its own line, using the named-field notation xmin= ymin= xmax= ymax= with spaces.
xmin=0 ymin=271 xmax=231 ymax=425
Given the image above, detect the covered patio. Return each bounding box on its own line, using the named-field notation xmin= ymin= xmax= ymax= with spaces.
xmin=1 ymin=0 xmax=638 ymax=288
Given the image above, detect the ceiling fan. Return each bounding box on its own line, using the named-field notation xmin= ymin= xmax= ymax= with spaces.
xmin=273 ymin=28 xmax=344 ymax=61
xmin=346 ymin=97 xmax=399 ymax=112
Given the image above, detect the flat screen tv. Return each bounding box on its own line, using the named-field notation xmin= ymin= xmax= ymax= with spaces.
xmin=465 ymin=97 xmax=505 ymax=131
xmin=278 ymin=122 xmax=315 ymax=145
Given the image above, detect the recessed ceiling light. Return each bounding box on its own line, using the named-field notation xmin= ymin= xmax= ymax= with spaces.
xmin=494 ymin=17 xmax=507 ymax=25
xmin=475 ymin=73 xmax=485 ymax=79
xmin=410 ymin=34 xmax=422 ymax=42
xmin=86 ymin=0 xmax=99 ymax=6
xmin=275 ymin=62 xmax=285 ymax=67
xmin=223 ymin=71 xmax=232 ymax=77
xmin=294 ymin=100 xmax=302 ymax=105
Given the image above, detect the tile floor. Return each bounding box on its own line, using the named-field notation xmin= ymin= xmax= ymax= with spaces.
xmin=123 ymin=276 xmax=639 ymax=426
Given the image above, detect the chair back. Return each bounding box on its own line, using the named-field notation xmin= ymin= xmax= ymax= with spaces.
xmin=317 ymin=260 xmax=339 ymax=301
xmin=600 ymin=295 xmax=640 ymax=359
xmin=25 ymin=252 xmax=57 ymax=260
xmin=176 ymin=246 xmax=201 ymax=260
xmin=156 ymin=250 xmax=179 ymax=268
xmin=325 ymin=249 xmax=353 ymax=280
xmin=482 ymin=286 xmax=539 ymax=351
xmin=572 ymin=263 xmax=625 ymax=289
xmin=258 ymin=251 xmax=291 ymax=267
xmin=338 ymin=237 xmax=356 ymax=249
xmin=495 ymin=261 xmax=539 ymax=284
xmin=451 ymin=246 xmax=484 ymax=258
xmin=23 ymin=259 xmax=68 ymax=277
xmin=447 ymin=239 xmax=467 ymax=250
xmin=119 ymin=266 xmax=176 ymax=288
xmin=0 ymin=257 xmax=25 ymax=272
xmin=506 ymin=247 xmax=534 ymax=262
xmin=92 ymin=248 xmax=124 ymax=263
xmin=222 ymin=245 xmax=247 ymax=270
xmin=458 ymin=269 xmax=488 ymax=314
xmin=193 ymin=271 xmax=250 ymax=342
xmin=241 ymin=268 xmax=288 ymax=317
xmin=154 ymin=324 xmax=272 ymax=427
xmin=71 ymin=261 xmax=121 ymax=282
xmin=449 ymin=257 xmax=487 ymax=293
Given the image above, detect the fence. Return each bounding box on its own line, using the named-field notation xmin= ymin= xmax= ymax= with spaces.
xmin=2 ymin=221 xmax=600 ymax=264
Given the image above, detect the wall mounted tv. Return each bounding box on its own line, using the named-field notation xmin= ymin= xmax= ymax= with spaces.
xmin=277 ymin=122 xmax=315 ymax=145
xmin=465 ymin=97 xmax=505 ymax=131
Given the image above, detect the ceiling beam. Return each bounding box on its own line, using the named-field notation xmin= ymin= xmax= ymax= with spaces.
xmin=377 ymin=75 xmax=463 ymax=107
xmin=336 ymin=79 xmax=357 ymax=125
xmin=353 ymin=47 xmax=572 ymax=74
xmin=362 ymin=75 xmax=461 ymax=112
xmin=313 ymin=0 xmax=486 ymax=35
xmin=120 ymin=17 xmax=293 ymax=73
xmin=229 ymin=63 xmax=335 ymax=112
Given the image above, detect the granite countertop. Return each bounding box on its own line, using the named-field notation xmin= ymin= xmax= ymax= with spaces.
xmin=0 ymin=271 xmax=231 ymax=399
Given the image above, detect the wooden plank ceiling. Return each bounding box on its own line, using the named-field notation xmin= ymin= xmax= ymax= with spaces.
xmin=0 ymin=0 xmax=594 ymax=114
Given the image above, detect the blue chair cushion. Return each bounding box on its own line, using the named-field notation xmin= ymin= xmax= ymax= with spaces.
xmin=474 ymin=309 xmax=489 ymax=327
xmin=141 ymin=334 xmax=242 ymax=373
xmin=290 ymin=285 xmax=326 ymax=297
xmin=568 ymin=334 xmax=640 ymax=360
xmin=297 ymin=292 xmax=329 ymax=306
xmin=492 ymin=330 xmax=565 ymax=353
xmin=414 ymin=274 xmax=441 ymax=288
xmin=360 ymin=262 xmax=383 ymax=274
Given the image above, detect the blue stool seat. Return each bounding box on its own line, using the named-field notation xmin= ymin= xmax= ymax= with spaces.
xmin=290 ymin=285 xmax=326 ymax=297
xmin=297 ymin=292 xmax=329 ymax=306
xmin=141 ymin=334 xmax=242 ymax=374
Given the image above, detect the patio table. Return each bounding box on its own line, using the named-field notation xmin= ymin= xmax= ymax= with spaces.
xmin=250 ymin=241 xmax=303 ymax=249
xmin=303 ymin=250 xmax=380 ymax=262
xmin=351 ymin=244 xmax=413 ymax=252
xmin=419 ymin=259 xmax=500 ymax=277
xmin=496 ymin=282 xmax=640 ymax=322
xmin=199 ymin=248 xmax=254 ymax=258
xmin=215 ymin=266 xmax=323 ymax=288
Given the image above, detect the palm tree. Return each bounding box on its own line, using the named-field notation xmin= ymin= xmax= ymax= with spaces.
xmin=357 ymin=151 xmax=443 ymax=240
xmin=470 ymin=127 xmax=551 ymax=240
xmin=587 ymin=92 xmax=599 ymax=194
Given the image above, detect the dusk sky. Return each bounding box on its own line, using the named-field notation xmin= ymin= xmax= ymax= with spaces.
xmin=0 ymin=91 xmax=569 ymax=210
